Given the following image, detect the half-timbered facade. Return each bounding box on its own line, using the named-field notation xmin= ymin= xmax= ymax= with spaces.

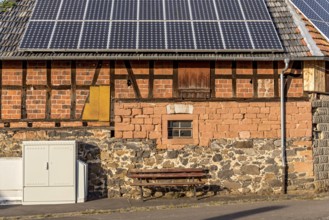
xmin=0 ymin=0 xmax=329 ymax=199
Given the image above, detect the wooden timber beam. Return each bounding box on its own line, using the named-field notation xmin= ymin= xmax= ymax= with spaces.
xmin=110 ymin=60 xmax=115 ymax=124
xmin=91 ymin=60 xmax=103 ymax=86
xmin=210 ymin=61 xmax=216 ymax=98
xmin=173 ymin=61 xmax=179 ymax=98
xmin=252 ymin=61 xmax=258 ymax=98
xmin=273 ymin=61 xmax=279 ymax=97
xmin=148 ymin=61 xmax=154 ymax=99
xmin=21 ymin=61 xmax=27 ymax=119
xmin=70 ymin=61 xmax=77 ymax=119
xmin=124 ymin=61 xmax=141 ymax=99
xmin=46 ymin=61 xmax=52 ymax=119
xmin=232 ymin=61 xmax=237 ymax=97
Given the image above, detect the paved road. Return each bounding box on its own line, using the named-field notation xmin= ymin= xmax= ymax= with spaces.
xmin=50 ymin=198 xmax=329 ymax=220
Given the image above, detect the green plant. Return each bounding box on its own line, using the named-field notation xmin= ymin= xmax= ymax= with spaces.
xmin=0 ymin=0 xmax=16 ymax=12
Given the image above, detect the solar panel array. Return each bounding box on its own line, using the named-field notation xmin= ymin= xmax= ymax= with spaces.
xmin=290 ymin=0 xmax=329 ymax=42
xmin=20 ymin=0 xmax=283 ymax=52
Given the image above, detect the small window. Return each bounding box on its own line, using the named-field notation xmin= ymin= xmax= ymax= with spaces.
xmin=168 ymin=120 xmax=192 ymax=139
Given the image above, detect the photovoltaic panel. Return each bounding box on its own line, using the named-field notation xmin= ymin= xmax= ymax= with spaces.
xmin=108 ymin=22 xmax=137 ymax=49
xmin=215 ymin=0 xmax=244 ymax=20
xmin=20 ymin=21 xmax=54 ymax=49
xmin=31 ymin=0 xmax=61 ymax=20
xmin=80 ymin=22 xmax=110 ymax=49
xmin=85 ymin=0 xmax=113 ymax=20
xmin=138 ymin=22 xmax=165 ymax=49
xmin=166 ymin=22 xmax=194 ymax=50
xmin=302 ymin=1 xmax=329 ymax=21
xmin=290 ymin=0 xmax=329 ymax=42
xmin=248 ymin=22 xmax=283 ymax=49
xmin=139 ymin=0 xmax=163 ymax=20
xmin=221 ymin=22 xmax=253 ymax=49
xmin=20 ymin=0 xmax=283 ymax=52
xmin=112 ymin=0 xmax=137 ymax=20
xmin=58 ymin=0 xmax=87 ymax=20
xmin=240 ymin=0 xmax=271 ymax=20
xmin=290 ymin=0 xmax=322 ymax=21
xmin=312 ymin=21 xmax=329 ymax=38
xmin=194 ymin=22 xmax=224 ymax=50
xmin=165 ymin=0 xmax=190 ymax=20
xmin=50 ymin=22 xmax=82 ymax=49
xmin=190 ymin=0 xmax=217 ymax=20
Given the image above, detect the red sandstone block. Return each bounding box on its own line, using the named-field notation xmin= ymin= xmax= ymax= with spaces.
xmin=222 ymin=119 xmax=239 ymax=125
xmin=134 ymin=131 xmax=147 ymax=138
xmin=149 ymin=131 xmax=161 ymax=139
xmin=122 ymin=131 xmax=133 ymax=139
xmin=250 ymin=131 xmax=264 ymax=138
xmin=115 ymin=116 xmax=122 ymax=123
xmin=152 ymin=117 xmax=161 ymax=125
xmin=115 ymin=131 xmax=123 ymax=138
xmin=144 ymin=118 xmax=153 ymax=125
xmin=135 ymin=124 xmax=141 ymax=131
xmin=264 ymin=130 xmax=278 ymax=138
xmin=153 ymin=107 xmax=166 ymax=114
xmin=132 ymin=108 xmax=142 ymax=116
xmin=114 ymin=108 xmax=132 ymax=116
xmin=143 ymin=107 xmax=154 ymax=115
xmin=131 ymin=118 xmax=144 ymax=124
xmin=116 ymin=124 xmax=134 ymax=131
xmin=258 ymin=124 xmax=271 ymax=131
xmin=142 ymin=125 xmax=155 ymax=132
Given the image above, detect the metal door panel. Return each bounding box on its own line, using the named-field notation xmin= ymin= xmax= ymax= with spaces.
xmin=49 ymin=145 xmax=75 ymax=186
xmin=24 ymin=145 xmax=49 ymax=186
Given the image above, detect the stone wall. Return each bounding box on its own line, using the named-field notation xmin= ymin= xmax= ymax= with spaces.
xmin=312 ymin=94 xmax=329 ymax=191
xmin=0 ymin=128 xmax=314 ymax=199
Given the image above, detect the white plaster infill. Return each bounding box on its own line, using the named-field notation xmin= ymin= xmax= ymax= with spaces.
xmin=166 ymin=104 xmax=193 ymax=114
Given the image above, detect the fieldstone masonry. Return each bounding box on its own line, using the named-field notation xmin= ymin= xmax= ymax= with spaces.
xmin=312 ymin=94 xmax=329 ymax=191
xmin=0 ymin=128 xmax=314 ymax=199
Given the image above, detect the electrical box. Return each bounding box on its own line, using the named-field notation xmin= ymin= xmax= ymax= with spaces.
xmin=22 ymin=141 xmax=76 ymax=205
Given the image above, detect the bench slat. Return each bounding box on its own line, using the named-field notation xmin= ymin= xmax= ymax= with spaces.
xmin=131 ymin=182 xmax=205 ymax=187
xmin=129 ymin=168 xmax=206 ymax=173
xmin=128 ymin=173 xmax=207 ymax=178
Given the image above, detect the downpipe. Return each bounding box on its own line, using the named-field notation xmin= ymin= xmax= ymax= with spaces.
xmin=281 ymin=58 xmax=290 ymax=194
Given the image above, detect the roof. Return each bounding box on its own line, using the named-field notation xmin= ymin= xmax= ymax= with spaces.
xmin=0 ymin=0 xmax=325 ymax=61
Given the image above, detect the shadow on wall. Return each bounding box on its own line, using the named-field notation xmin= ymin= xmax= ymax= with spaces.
xmin=141 ymin=185 xmax=225 ymax=201
xmin=204 ymin=206 xmax=286 ymax=220
xmin=77 ymin=142 xmax=108 ymax=200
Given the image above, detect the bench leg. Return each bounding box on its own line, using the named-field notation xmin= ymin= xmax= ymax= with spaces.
xmin=140 ymin=186 xmax=144 ymax=201
xmin=193 ymin=186 xmax=196 ymax=200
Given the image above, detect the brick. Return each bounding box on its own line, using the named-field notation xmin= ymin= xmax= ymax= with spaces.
xmin=122 ymin=131 xmax=133 ymax=139
xmin=134 ymin=124 xmax=141 ymax=131
xmin=258 ymin=124 xmax=271 ymax=131
xmin=144 ymin=118 xmax=153 ymax=125
xmin=239 ymin=131 xmax=250 ymax=138
xmin=149 ymin=131 xmax=161 ymax=139
xmin=115 ymin=108 xmax=132 ymax=116
xmin=143 ymin=107 xmax=154 ymax=115
xmin=115 ymin=124 xmax=134 ymax=131
xmin=132 ymin=108 xmax=142 ymax=116
xmin=142 ymin=125 xmax=154 ymax=132
xmin=131 ymin=118 xmax=144 ymax=124
xmin=115 ymin=131 xmax=123 ymax=138
xmin=134 ymin=131 xmax=147 ymax=138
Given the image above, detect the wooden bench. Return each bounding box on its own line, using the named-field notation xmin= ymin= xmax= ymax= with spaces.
xmin=127 ymin=168 xmax=208 ymax=201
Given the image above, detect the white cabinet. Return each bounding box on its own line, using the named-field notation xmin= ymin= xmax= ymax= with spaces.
xmin=23 ymin=141 xmax=76 ymax=205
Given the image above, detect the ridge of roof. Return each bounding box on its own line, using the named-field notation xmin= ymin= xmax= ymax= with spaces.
xmin=0 ymin=0 xmax=312 ymax=60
